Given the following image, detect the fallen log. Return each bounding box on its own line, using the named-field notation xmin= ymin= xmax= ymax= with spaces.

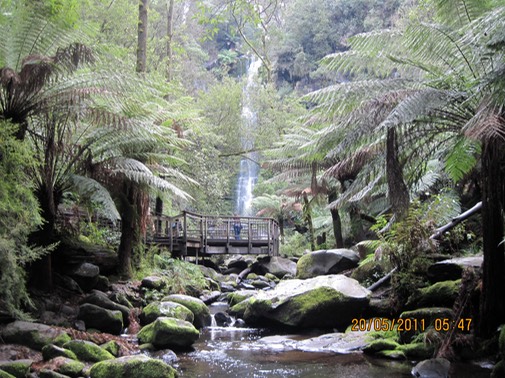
xmin=430 ymin=201 xmax=482 ymax=240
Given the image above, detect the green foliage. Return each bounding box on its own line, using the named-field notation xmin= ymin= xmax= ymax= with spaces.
xmin=0 ymin=123 xmax=48 ymax=318
xmin=280 ymin=231 xmax=310 ymax=258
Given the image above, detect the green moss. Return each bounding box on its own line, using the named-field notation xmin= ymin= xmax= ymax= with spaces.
xmin=398 ymin=342 xmax=435 ymax=359
xmin=141 ymin=301 xmax=194 ymax=325
xmin=492 ymin=360 xmax=505 ymax=378
xmin=63 ymin=340 xmax=114 ymax=362
xmin=499 ymin=325 xmax=505 ymax=359
xmin=229 ymin=299 xmax=249 ymax=318
xmin=100 ymin=341 xmax=120 ymax=357
xmin=53 ymin=332 xmax=71 ymax=347
xmin=89 ymin=355 xmax=177 ymax=378
xmin=42 ymin=344 xmax=78 ymax=361
xmin=363 ymin=339 xmax=400 ymax=354
xmin=295 ymin=254 xmax=314 ymax=278
xmin=56 ymin=358 xmax=85 ymax=377
xmin=137 ymin=317 xmax=199 ymax=349
xmin=0 ymin=360 xmax=31 ymax=378
xmin=228 ymin=291 xmax=256 ymax=306
xmin=415 ymin=280 xmax=460 ymax=307
xmin=38 ymin=369 xmax=70 ymax=378
xmin=265 ymin=273 xmax=279 ymax=283
xmin=375 ymin=349 xmax=406 ymax=360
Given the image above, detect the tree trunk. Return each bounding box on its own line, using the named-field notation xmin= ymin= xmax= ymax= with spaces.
xmin=166 ymin=0 xmax=175 ymax=81
xmin=478 ymin=137 xmax=505 ymax=337
xmin=328 ymin=188 xmax=344 ymax=248
xmin=117 ymin=184 xmax=137 ymax=278
xmin=136 ymin=0 xmax=148 ymax=73
xmin=386 ymin=127 xmax=409 ymax=221
xmin=302 ymin=192 xmax=315 ymax=250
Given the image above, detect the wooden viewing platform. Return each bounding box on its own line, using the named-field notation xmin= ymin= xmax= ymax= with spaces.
xmin=149 ymin=211 xmax=280 ymax=259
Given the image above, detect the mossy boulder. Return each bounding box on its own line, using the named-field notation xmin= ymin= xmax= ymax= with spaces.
xmin=0 ymin=321 xmax=70 ymax=350
xmin=46 ymin=357 xmax=85 ymax=377
xmin=42 ymin=344 xmax=78 ymax=361
xmin=296 ymin=249 xmax=359 ymax=279
xmin=0 ymin=360 xmax=31 ymax=378
xmin=77 ymin=303 xmax=123 ymax=335
xmin=38 ymin=370 xmax=71 ymax=378
xmin=137 ymin=317 xmax=199 ymax=349
xmin=363 ymin=339 xmax=400 ymax=354
xmin=100 ymin=341 xmax=120 ymax=357
xmin=375 ymin=349 xmax=406 ymax=360
xmin=229 ymin=299 xmax=251 ymax=319
xmin=141 ymin=276 xmax=166 ymax=291
xmin=89 ymin=355 xmax=177 ymax=378
xmin=351 ymin=260 xmax=386 ymax=287
xmin=398 ymin=342 xmax=435 ymax=359
xmin=140 ymin=301 xmax=194 ymax=326
xmin=227 ymin=290 xmax=257 ymax=306
xmin=409 ymin=280 xmax=461 ymax=308
xmin=399 ymin=307 xmax=454 ymax=343
xmin=427 ymin=256 xmax=483 ymax=282
xmin=243 ymin=275 xmax=370 ymax=328
xmin=62 ymin=340 xmax=114 ymax=362
xmin=162 ymin=294 xmax=211 ymax=328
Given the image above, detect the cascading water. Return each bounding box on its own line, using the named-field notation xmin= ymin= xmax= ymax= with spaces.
xmin=235 ymin=57 xmax=262 ymax=216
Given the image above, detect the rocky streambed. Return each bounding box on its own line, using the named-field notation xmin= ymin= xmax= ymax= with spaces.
xmin=0 ymin=249 xmax=495 ymax=377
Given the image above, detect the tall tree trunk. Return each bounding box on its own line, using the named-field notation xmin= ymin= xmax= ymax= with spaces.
xmin=166 ymin=0 xmax=175 ymax=81
xmin=118 ymin=184 xmax=137 ymax=278
xmin=302 ymin=192 xmax=315 ymax=250
xmin=136 ymin=0 xmax=148 ymax=73
xmin=386 ymin=127 xmax=409 ymax=221
xmin=29 ymin=183 xmax=58 ymax=290
xmin=328 ymin=188 xmax=344 ymax=248
xmin=478 ymin=137 xmax=505 ymax=337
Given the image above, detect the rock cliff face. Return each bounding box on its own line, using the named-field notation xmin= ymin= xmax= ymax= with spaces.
xmin=243 ymin=275 xmax=370 ymax=328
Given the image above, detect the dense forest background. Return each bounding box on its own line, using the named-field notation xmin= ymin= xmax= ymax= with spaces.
xmin=1 ymin=0 xmax=505 ymax=342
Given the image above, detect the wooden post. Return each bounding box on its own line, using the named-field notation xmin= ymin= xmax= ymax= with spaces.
xmin=267 ymin=219 xmax=272 ymax=255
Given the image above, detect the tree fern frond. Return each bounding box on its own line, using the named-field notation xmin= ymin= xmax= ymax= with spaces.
xmin=444 ymin=136 xmax=480 ymax=182
xmin=69 ymin=174 xmax=120 ymax=220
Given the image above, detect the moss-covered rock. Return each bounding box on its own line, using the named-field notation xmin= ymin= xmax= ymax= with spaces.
xmin=229 ymin=299 xmax=250 ymax=318
xmin=411 ymin=280 xmax=461 ymax=308
xmin=499 ymin=325 xmax=505 ymax=360
xmin=62 ymin=340 xmax=114 ymax=362
xmin=140 ymin=301 xmax=194 ymax=326
xmin=0 ymin=321 xmax=70 ymax=350
xmin=100 ymin=341 xmax=120 ymax=357
xmin=363 ymin=339 xmax=400 ymax=354
xmin=81 ymin=291 xmax=130 ymax=327
xmin=296 ymin=249 xmax=359 ymax=279
xmin=42 ymin=344 xmax=78 ymax=361
xmin=137 ymin=317 xmax=199 ymax=349
xmin=162 ymin=294 xmax=211 ymax=328
xmin=243 ymin=275 xmax=370 ymax=328
xmin=227 ymin=290 xmax=257 ymax=306
xmin=141 ymin=276 xmax=167 ymax=291
xmin=399 ymin=307 xmax=454 ymax=343
xmin=397 ymin=342 xmax=435 ymax=359
xmin=0 ymin=360 xmax=31 ymax=378
xmin=44 ymin=357 xmax=85 ymax=378
xmin=375 ymin=349 xmax=406 ymax=360
xmin=351 ymin=260 xmax=386 ymax=287
xmin=89 ymin=355 xmax=177 ymax=378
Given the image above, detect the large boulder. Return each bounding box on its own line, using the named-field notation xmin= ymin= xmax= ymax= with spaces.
xmin=137 ymin=317 xmax=199 ymax=349
xmin=69 ymin=262 xmax=100 ymax=292
xmin=412 ymin=358 xmax=450 ymax=378
xmin=407 ymin=280 xmax=461 ymax=309
xmin=77 ymin=303 xmax=123 ymax=335
xmin=243 ymin=275 xmax=370 ymax=328
xmin=62 ymin=340 xmax=114 ymax=363
xmin=296 ymin=249 xmax=360 ymax=279
xmin=0 ymin=360 xmax=32 ymax=378
xmin=139 ymin=301 xmax=194 ymax=326
xmin=0 ymin=321 xmax=70 ymax=350
xmin=162 ymin=294 xmax=211 ymax=328
xmin=255 ymin=256 xmax=297 ymax=278
xmin=81 ymin=291 xmax=130 ymax=327
xmin=89 ymin=355 xmax=177 ymax=378
xmin=427 ymin=256 xmax=482 ymax=282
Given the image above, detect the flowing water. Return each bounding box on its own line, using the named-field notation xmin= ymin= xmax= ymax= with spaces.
xmin=167 ymin=305 xmax=492 ymax=377
xmin=235 ymin=58 xmax=262 ymax=216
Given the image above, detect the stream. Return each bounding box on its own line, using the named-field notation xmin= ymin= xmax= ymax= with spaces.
xmin=164 ymin=305 xmax=492 ymax=377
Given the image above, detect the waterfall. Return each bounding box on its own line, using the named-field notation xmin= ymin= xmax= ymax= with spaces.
xmin=235 ymin=57 xmax=262 ymax=216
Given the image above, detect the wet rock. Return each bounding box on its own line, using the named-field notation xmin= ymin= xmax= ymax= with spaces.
xmin=100 ymin=341 xmax=120 ymax=357
xmin=141 ymin=276 xmax=166 ymax=290
xmin=39 ymin=369 xmax=71 ymax=378
xmin=54 ymin=274 xmax=82 ymax=294
xmin=62 ymin=340 xmax=114 ymax=362
xmin=412 ymin=358 xmax=450 ymax=378
xmin=351 ymin=260 xmax=386 ymax=286
xmin=162 ymin=294 xmax=211 ymax=328
xmin=296 ymin=249 xmax=360 ymax=279
xmin=198 ymin=266 xmax=224 ymax=282
xmin=214 ymin=312 xmax=233 ymax=327
xmin=137 ymin=317 xmax=199 ymax=349
xmin=139 ymin=301 xmax=194 ymax=326
xmin=399 ymin=308 xmax=454 ymax=343
xmin=0 ymin=321 xmax=71 ymax=350
xmin=89 ymin=355 xmax=177 ymax=378
xmin=0 ymin=359 xmax=32 ymax=377
xmin=40 ymin=356 xmax=85 ymax=377
xmin=0 ymin=370 xmax=15 ymax=378
xmin=243 ymin=275 xmax=370 ymax=328
xmin=227 ymin=290 xmax=257 ymax=306
xmin=229 ymin=299 xmax=249 ymax=318
xmin=147 ymin=349 xmax=178 ymax=365
xmin=81 ymin=290 xmax=130 ymax=327
xmin=77 ymin=303 xmax=123 ymax=335
xmin=407 ymin=280 xmax=460 ymax=309
xmin=427 ymin=256 xmax=482 ymax=282
xmin=200 ymin=291 xmax=222 ymax=305
xmin=69 ymin=262 xmax=100 ymax=292
xmin=94 ymin=275 xmax=110 ymax=292
xmin=219 ymin=282 xmax=237 ymax=293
